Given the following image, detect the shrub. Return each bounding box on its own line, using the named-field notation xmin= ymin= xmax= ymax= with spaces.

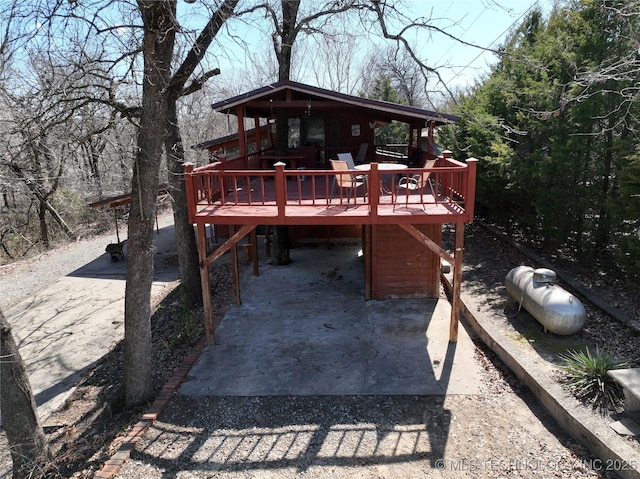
xmin=558 ymin=347 xmax=627 ymax=414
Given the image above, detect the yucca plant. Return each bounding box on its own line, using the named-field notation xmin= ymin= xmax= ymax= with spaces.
xmin=558 ymin=347 xmax=628 ymax=414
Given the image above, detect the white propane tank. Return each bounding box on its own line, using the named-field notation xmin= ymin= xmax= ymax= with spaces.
xmin=505 ymin=266 xmax=586 ymax=335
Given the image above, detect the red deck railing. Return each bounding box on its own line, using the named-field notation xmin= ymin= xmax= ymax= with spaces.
xmin=184 ymin=154 xmax=477 ymax=225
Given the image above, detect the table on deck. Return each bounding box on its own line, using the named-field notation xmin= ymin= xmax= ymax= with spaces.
xmin=354 ymin=162 xmax=408 ymax=194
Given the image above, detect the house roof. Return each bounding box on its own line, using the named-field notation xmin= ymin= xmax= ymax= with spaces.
xmin=210 ymin=80 xmax=459 ymax=127
xmin=193 ymin=125 xmax=269 ymax=151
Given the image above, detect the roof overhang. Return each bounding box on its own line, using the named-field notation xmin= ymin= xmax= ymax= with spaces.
xmin=210 ymin=80 xmax=459 ymax=127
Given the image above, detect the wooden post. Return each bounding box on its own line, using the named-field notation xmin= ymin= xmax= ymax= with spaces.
xmin=274 ymin=162 xmax=287 ymax=221
xmin=113 ymin=208 xmax=120 ymax=243
xmin=465 ymin=158 xmax=478 ymax=222
xmin=450 ymin=221 xmax=465 ymax=342
xmin=229 ymin=224 xmax=241 ymax=305
xmin=254 ymin=114 xmax=262 ymax=159
xmin=369 ymin=162 xmax=379 ymax=221
xmin=197 ymin=222 xmax=215 ymax=345
xmin=250 ymin=227 xmax=259 ymax=276
xmin=237 ymin=106 xmax=246 ymax=158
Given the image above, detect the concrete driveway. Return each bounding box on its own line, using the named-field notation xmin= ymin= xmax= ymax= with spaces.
xmin=3 ymin=215 xmax=179 ymax=420
xmin=180 ymin=241 xmax=484 ymax=397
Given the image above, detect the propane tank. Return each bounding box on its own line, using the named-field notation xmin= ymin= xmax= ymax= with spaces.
xmin=505 ymin=266 xmax=586 ymax=335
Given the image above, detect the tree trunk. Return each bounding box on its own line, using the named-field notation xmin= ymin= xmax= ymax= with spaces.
xmin=161 ymin=0 xmax=238 ymax=301
xmin=271 ymin=109 xmax=291 ymax=265
xmin=8 ymin=162 xmax=75 ymax=241
xmin=269 ymin=1 xmax=300 ymax=266
xmin=38 ymin=201 xmax=49 ymax=249
xmin=165 ymin=101 xmax=201 ymax=303
xmin=0 ymin=308 xmax=51 ymax=478
xmin=124 ymin=0 xmax=176 ymax=409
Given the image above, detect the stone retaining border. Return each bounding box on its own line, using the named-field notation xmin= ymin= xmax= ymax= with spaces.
xmin=442 ymin=274 xmax=640 ymax=479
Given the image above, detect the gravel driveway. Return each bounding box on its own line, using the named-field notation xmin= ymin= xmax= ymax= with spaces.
xmin=114 ymin=369 xmax=604 ymax=478
xmin=0 ymin=211 xmax=174 ymax=312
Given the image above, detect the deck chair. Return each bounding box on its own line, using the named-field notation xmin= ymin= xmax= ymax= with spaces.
xmin=337 ymin=152 xmax=366 ymax=181
xmin=393 ymin=159 xmax=437 ymax=211
xmin=355 ymin=143 xmax=369 ymax=163
xmin=329 ymin=159 xmax=365 ymax=206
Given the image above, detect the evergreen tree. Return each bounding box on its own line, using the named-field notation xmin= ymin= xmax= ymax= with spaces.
xmin=442 ymin=0 xmax=640 ymax=273
xmin=366 ymin=74 xmax=409 ymax=145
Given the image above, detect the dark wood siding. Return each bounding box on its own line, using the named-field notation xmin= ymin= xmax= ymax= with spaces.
xmin=370 ymin=224 xmax=441 ymax=299
xmin=290 ymin=224 xmax=361 ymax=243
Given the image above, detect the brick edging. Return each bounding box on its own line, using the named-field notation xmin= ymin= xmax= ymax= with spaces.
xmin=94 ymin=336 xmax=207 ymax=478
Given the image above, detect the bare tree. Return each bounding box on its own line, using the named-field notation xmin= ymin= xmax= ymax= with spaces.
xmin=123 ymin=0 xmax=177 ymax=408
xmin=254 ymin=0 xmax=371 ymax=264
xmin=307 ymin=31 xmax=365 ymax=94
xmin=0 ymin=0 xmax=141 ymax=257
xmin=375 ymin=46 xmax=427 ymax=107
xmin=125 ymin=0 xmax=242 ymax=407
xmin=164 ymin=0 xmax=240 ymax=305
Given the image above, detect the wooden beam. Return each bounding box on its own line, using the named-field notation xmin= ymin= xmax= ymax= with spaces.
xmin=245 ymin=100 xmax=345 ymax=109
xmin=254 ymin=114 xmax=262 ymax=166
xmin=197 ymin=223 xmax=216 ymax=345
xmin=398 ymin=222 xmax=463 ymax=342
xmin=202 ymin=224 xmax=256 ymax=267
xmin=88 ymin=183 xmax=170 ymax=209
xmin=398 ymin=223 xmax=455 ymax=265
xmin=198 ymin=223 xmax=257 ymax=345
xmin=237 ymin=105 xmax=246 ymax=158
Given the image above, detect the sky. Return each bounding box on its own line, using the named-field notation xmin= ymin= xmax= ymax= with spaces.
xmin=412 ymin=0 xmax=555 ymax=90
xmin=193 ymin=0 xmax=557 ymax=102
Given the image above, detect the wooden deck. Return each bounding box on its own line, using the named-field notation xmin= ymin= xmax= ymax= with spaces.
xmin=185 ymin=155 xmax=477 ymax=346
xmin=186 ymin=158 xmax=476 ymax=227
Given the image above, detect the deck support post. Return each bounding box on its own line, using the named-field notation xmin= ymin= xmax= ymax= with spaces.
xmin=197 ymin=222 xmax=216 ymax=345
xmin=230 ymin=225 xmax=241 ymax=305
xmin=450 ymin=221 xmax=465 ymax=342
xmin=250 ymin=228 xmax=259 ymax=276
xmin=364 ymin=225 xmax=372 ymax=300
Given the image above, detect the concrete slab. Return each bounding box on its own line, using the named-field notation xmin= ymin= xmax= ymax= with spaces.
xmin=180 ymin=241 xmax=483 ymax=396
xmin=4 ymin=215 xmax=179 ymax=419
xmin=610 ymin=418 xmax=640 ymax=437
xmin=608 ymin=368 xmax=640 ymax=412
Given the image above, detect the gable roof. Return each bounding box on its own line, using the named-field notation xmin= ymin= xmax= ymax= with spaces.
xmin=210 ymin=80 xmax=459 ymax=127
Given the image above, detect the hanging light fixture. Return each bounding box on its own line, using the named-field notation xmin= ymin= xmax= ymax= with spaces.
xmin=268 ymin=99 xmax=276 ymax=124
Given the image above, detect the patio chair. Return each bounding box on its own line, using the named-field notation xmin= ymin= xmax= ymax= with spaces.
xmin=337 ymin=152 xmax=366 ymax=181
xmin=329 ymin=159 xmax=366 ymax=206
xmin=393 ymin=159 xmax=437 ymax=211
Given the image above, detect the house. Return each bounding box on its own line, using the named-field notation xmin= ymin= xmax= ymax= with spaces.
xmin=185 ymin=80 xmax=477 ymax=345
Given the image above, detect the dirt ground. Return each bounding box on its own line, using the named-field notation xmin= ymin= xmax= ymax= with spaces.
xmin=1 ymin=222 xmax=639 ymax=478
xmin=113 ymin=350 xmax=608 ymax=479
